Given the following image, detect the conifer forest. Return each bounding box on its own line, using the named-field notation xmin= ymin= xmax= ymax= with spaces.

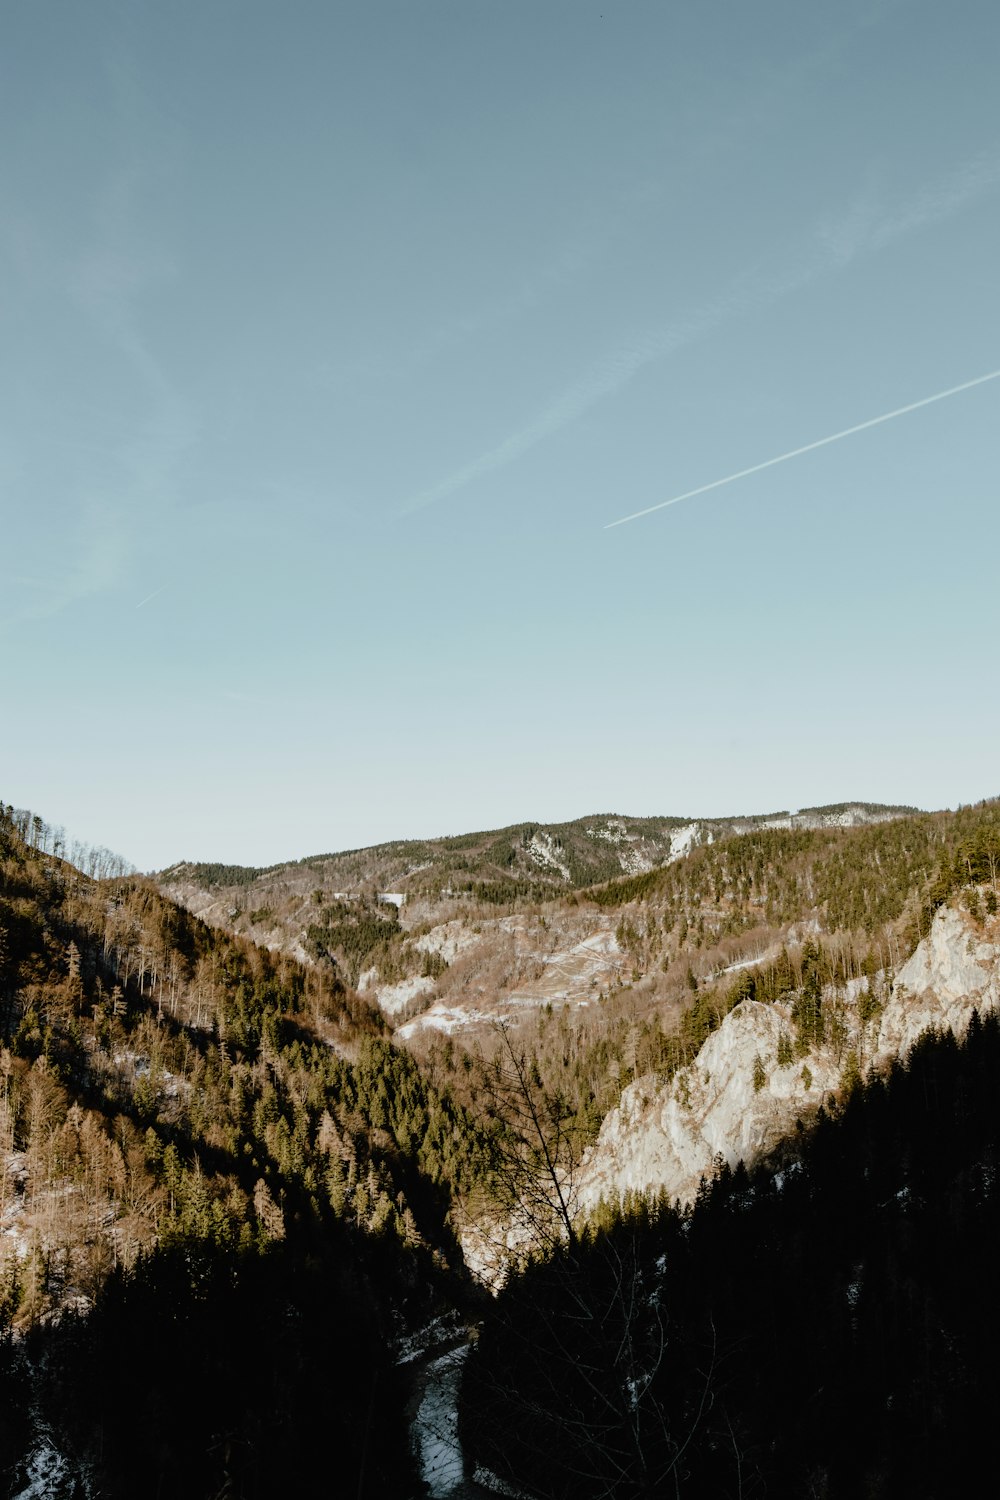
xmin=1 ymin=797 xmax=999 ymax=1495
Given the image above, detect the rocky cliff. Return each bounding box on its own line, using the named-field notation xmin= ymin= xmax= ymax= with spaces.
xmin=577 ymin=901 xmax=1000 ymax=1214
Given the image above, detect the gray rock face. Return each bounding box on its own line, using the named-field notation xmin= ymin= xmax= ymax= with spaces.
xmin=880 ymin=906 xmax=1000 ymax=1053
xmin=576 ymin=1002 xmax=838 ymax=1213
xmin=577 ymin=904 xmax=1000 ymax=1216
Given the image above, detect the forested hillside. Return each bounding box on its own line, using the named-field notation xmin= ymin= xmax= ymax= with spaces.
xmin=463 ymin=1012 xmax=1000 ymax=1498
xmin=152 ymin=803 xmax=996 ymax=1156
xmin=3 ymin=794 xmax=999 ymax=1496
xmin=402 ymin=800 xmax=1000 ymax=1181
xmin=156 ymin=801 xmax=916 ymax=960
xmin=0 ymin=803 xmax=492 ymax=1496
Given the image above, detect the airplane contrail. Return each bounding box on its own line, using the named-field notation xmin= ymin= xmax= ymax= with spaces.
xmin=604 ymin=367 xmax=1000 ymax=529
xmin=135 ymin=584 xmax=168 ymax=609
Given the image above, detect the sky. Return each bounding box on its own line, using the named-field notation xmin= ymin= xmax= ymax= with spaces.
xmin=2 ymin=0 xmax=998 ymax=871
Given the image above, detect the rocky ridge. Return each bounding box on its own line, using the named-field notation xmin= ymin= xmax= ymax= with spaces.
xmin=459 ymin=897 xmax=1000 ymax=1285
xmin=577 ymin=902 xmax=1000 ymax=1214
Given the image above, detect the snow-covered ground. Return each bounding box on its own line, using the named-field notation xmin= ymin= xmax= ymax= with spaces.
xmin=716 ymin=946 xmax=782 ymax=978
xmin=406 ymin=1328 xmax=528 ymax=1499
xmin=617 ymin=845 xmax=654 ymax=875
xmin=397 ymin=1005 xmax=503 ymax=1041
xmin=10 ymin=1433 xmax=89 ymax=1500
xmin=586 ymin=819 xmax=655 ymax=874
xmin=394 ymin=1311 xmax=467 ymax=1366
xmin=412 ymin=1345 xmax=470 ymax=1497
xmin=587 ymin=818 xmax=632 ymax=845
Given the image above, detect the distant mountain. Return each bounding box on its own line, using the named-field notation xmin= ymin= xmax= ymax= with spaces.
xmin=156 ymin=801 xmax=918 ymax=963
xmin=3 ymin=790 xmax=999 ymax=1496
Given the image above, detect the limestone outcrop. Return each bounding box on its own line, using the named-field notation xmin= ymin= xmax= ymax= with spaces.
xmin=577 ymin=902 xmax=1000 ymax=1215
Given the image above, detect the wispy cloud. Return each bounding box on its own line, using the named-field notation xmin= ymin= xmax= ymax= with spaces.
xmin=6 ymin=499 xmax=132 ymax=625
xmin=397 ymin=147 xmax=1000 ymax=519
xmin=319 ymin=207 xmax=636 ymax=401
xmin=71 ymin=161 xmax=197 ymax=479
xmin=818 ymin=147 xmax=1000 ymax=265
xmin=1 ymin=45 xmax=196 ymax=630
xmin=396 ymin=253 xmax=818 ymax=517
xmin=2 ymin=208 xmax=194 ymax=628
xmin=395 ymin=289 xmax=762 ymax=517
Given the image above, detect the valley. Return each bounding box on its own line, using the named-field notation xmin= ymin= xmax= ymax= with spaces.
xmin=1 ymin=793 xmax=998 ymax=1496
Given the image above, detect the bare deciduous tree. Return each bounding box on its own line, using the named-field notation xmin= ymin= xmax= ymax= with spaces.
xmin=462 ymin=1023 xmax=731 ymax=1499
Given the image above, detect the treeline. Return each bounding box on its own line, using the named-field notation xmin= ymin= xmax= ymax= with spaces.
xmin=1 ymin=801 xmax=133 ymax=880
xmin=914 ymin=816 xmax=1000 ymax=936
xmin=796 ymin=799 xmax=920 ymax=818
xmin=160 ymin=859 xmax=275 ymax=888
xmin=585 ymin=799 xmax=1000 ymax=939
xmin=462 ymin=1010 xmax=1000 ymax=1498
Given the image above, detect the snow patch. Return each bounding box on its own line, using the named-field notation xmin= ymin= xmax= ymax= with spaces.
xmin=473 ymin=1464 xmax=534 ymax=1496
xmin=397 ymin=1005 xmax=504 ymax=1040
xmin=716 ymin=946 xmax=781 ymax=978
xmin=11 ymin=1436 xmax=80 ymax=1500
xmin=587 ymin=819 xmax=631 ymax=845
xmin=587 ymin=820 xmax=653 ymax=871
xmin=412 ymin=1345 xmax=470 ymax=1496
xmin=394 ymin=1312 xmax=466 ymax=1367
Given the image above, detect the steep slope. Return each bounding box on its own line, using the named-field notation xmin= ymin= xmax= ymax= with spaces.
xmin=462 ymin=1010 xmax=1000 ymax=1499
xmin=0 ymin=803 xmax=489 ymax=1326
xmin=9 ymin=795 xmax=999 ymax=1280
xmin=578 ymin=900 xmax=1000 ymax=1213
xmin=0 ymin=805 xmax=498 ymax=1493
xmin=455 ymin=800 xmax=1000 ymax=1275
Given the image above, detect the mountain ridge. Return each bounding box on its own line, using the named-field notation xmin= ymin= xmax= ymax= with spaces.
xmin=158 ymin=799 xmax=920 ymax=892
xmin=2 ymin=789 xmax=999 ymax=1494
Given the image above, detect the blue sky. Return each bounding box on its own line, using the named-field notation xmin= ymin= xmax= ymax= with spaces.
xmin=2 ymin=0 xmax=998 ymax=870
